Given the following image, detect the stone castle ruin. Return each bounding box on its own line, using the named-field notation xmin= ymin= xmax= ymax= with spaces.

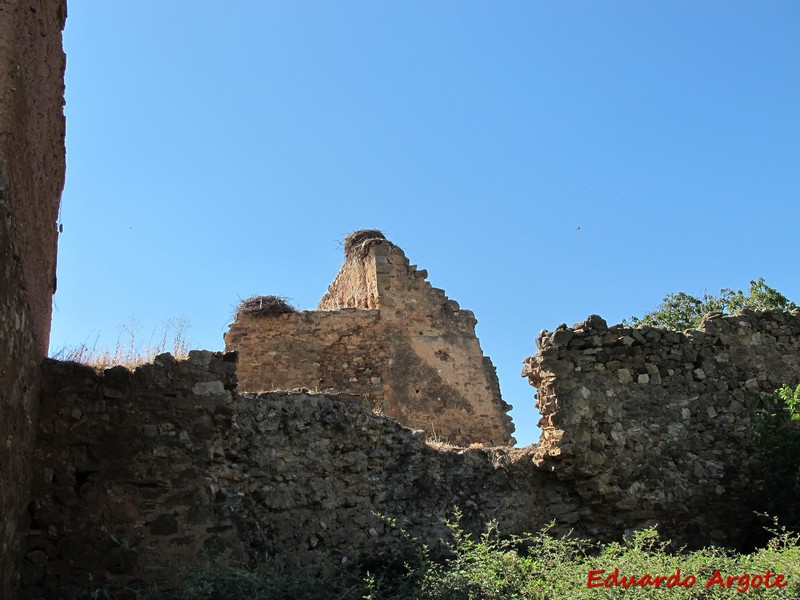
xmin=19 ymin=309 xmax=800 ymax=598
xmin=2 ymin=2 xmax=800 ymax=598
xmin=225 ymin=230 xmax=515 ymax=447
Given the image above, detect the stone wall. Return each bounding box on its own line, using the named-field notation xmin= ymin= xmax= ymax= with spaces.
xmin=317 ymin=242 xmax=379 ymax=309
xmin=23 ymin=353 xmax=241 ymax=598
xmin=0 ymin=1 xmax=66 ymax=597
xmin=22 ymin=353 xmax=543 ymax=598
xmin=522 ymin=309 xmax=800 ymax=547
xmin=227 ymin=309 xmax=385 ymax=405
xmin=226 ymin=235 xmax=515 ymax=446
xmin=21 ymin=310 xmax=800 ymax=596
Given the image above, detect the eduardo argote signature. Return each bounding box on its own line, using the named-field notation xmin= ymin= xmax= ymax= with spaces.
xmin=587 ymin=567 xmax=788 ymax=592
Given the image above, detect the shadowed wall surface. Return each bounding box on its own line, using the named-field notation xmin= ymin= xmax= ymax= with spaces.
xmin=0 ymin=1 xmax=65 ymax=597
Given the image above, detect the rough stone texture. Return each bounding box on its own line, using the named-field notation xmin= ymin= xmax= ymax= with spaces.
xmin=228 ymin=309 xmax=385 ymax=403
xmin=226 ymin=237 xmax=515 ymax=447
xmin=22 ymin=353 xmax=241 ymax=598
xmin=523 ymin=309 xmax=800 ymax=547
xmin=21 ymin=353 xmax=542 ymax=598
xmin=0 ymin=1 xmax=66 ymax=597
xmin=5 ymin=1 xmax=800 ymax=596
xmin=23 ymin=310 xmax=800 ymax=596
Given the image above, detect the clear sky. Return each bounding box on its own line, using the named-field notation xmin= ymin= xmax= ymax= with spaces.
xmin=51 ymin=2 xmax=800 ymax=447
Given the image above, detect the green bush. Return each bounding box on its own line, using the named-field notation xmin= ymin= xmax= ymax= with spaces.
xmin=414 ymin=513 xmax=556 ymax=599
xmin=93 ymin=513 xmax=800 ymax=599
xmin=753 ymin=384 xmax=800 ymax=533
xmin=627 ymin=278 xmax=796 ymax=331
xmin=412 ymin=518 xmax=800 ymax=599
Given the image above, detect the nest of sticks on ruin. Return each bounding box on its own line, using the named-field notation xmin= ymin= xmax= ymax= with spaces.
xmin=343 ymin=229 xmax=390 ymax=260
xmin=235 ymin=295 xmax=296 ymax=319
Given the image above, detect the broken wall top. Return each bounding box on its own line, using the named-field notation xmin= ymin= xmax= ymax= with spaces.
xmin=227 ymin=231 xmax=515 ymax=446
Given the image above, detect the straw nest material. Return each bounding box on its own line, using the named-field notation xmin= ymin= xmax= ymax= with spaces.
xmin=343 ymin=229 xmax=388 ymax=260
xmin=235 ymin=295 xmax=296 ymax=318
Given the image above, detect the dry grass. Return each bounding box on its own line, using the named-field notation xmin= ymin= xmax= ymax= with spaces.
xmin=50 ymin=316 xmax=191 ymax=370
xmin=424 ymin=427 xmax=465 ymax=451
xmin=234 ymin=295 xmax=296 ymax=319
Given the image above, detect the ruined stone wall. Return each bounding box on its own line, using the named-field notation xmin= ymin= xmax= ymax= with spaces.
xmin=523 ymin=309 xmax=800 ymax=547
xmin=23 ymin=353 xmax=242 ymax=598
xmin=0 ymin=1 xmax=66 ymax=596
xmin=318 ymin=251 xmax=379 ymax=309
xmin=361 ymin=241 xmax=513 ymax=444
xmin=225 ymin=309 xmax=386 ymax=403
xmin=23 ymin=310 xmax=800 ymax=596
xmin=22 ymin=354 xmax=544 ymax=598
xmin=227 ymin=238 xmax=515 ymax=446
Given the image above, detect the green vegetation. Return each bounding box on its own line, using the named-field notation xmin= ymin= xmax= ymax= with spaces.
xmin=93 ymin=515 xmax=800 ymax=599
xmin=626 ymin=278 xmax=796 ymax=331
xmin=754 ymin=384 xmax=800 ymax=534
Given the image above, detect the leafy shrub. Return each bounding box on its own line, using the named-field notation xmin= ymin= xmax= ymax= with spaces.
xmin=753 ymin=384 xmax=800 ymax=532
xmin=415 ymin=519 xmax=800 ymax=599
xmin=92 ymin=513 xmax=800 ymax=599
xmin=627 ymin=278 xmax=796 ymax=331
xmin=415 ymin=514 xmax=557 ymax=600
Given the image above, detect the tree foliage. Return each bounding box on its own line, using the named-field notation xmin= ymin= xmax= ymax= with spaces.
xmin=627 ymin=278 xmax=796 ymax=331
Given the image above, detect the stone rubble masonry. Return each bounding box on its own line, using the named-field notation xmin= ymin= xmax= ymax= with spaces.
xmin=21 ymin=309 xmax=800 ymax=596
xmin=0 ymin=1 xmax=66 ymax=598
xmin=5 ymin=1 xmax=800 ymax=597
xmin=523 ymin=308 xmax=800 ymax=547
xmin=225 ymin=237 xmax=515 ymax=447
xmin=21 ymin=352 xmax=543 ymax=598
xmin=23 ymin=353 xmax=240 ymax=598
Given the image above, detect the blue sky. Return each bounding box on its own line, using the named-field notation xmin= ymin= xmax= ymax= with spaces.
xmin=51 ymin=2 xmax=800 ymax=446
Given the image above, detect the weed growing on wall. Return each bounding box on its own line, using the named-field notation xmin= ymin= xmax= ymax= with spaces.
xmin=50 ymin=316 xmax=191 ymax=369
xmin=626 ymin=278 xmax=796 ymax=331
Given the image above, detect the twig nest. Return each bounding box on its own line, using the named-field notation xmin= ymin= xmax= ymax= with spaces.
xmin=235 ymin=295 xmax=296 ymax=318
xmin=343 ymin=229 xmax=387 ymax=260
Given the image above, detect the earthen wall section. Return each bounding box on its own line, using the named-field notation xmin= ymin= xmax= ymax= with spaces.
xmin=225 ymin=309 xmax=386 ymax=406
xmin=0 ymin=1 xmax=66 ymax=596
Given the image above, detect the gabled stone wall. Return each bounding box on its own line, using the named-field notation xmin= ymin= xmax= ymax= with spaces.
xmin=226 ymin=235 xmax=515 ymax=446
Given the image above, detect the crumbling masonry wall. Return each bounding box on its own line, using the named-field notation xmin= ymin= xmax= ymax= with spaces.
xmin=523 ymin=309 xmax=800 ymax=547
xmin=227 ymin=309 xmax=386 ymax=405
xmin=226 ymin=237 xmax=515 ymax=446
xmin=22 ymin=309 xmax=800 ymax=596
xmin=0 ymin=1 xmax=66 ymax=597
xmin=22 ymin=354 xmax=543 ymax=599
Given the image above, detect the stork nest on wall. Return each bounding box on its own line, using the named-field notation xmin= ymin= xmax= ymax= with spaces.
xmin=343 ymin=229 xmax=389 ymax=260
xmin=235 ymin=295 xmax=296 ymax=319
